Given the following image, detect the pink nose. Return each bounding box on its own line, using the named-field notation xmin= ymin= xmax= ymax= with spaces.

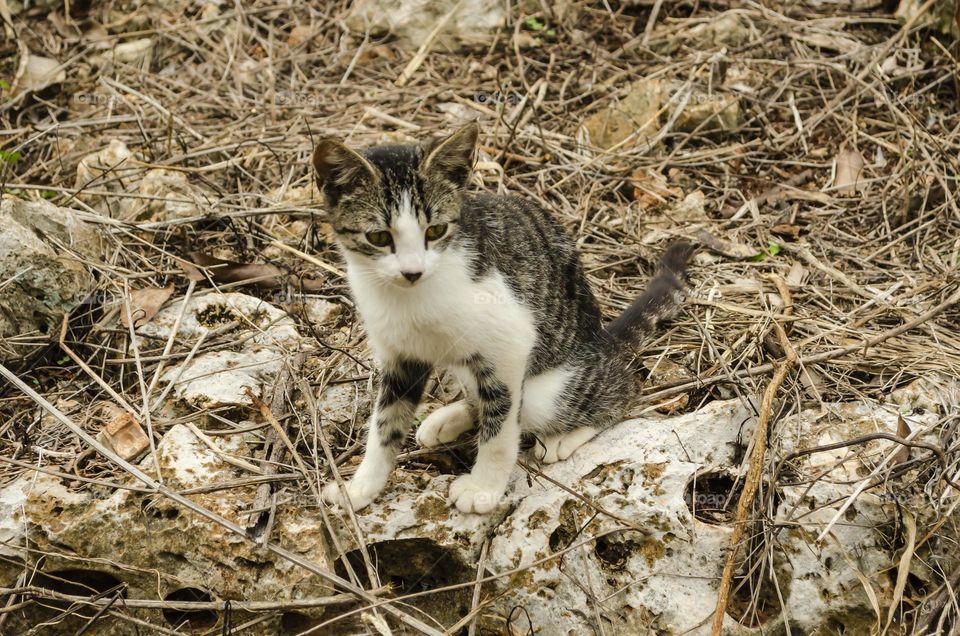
xmin=402 ymin=271 xmax=422 ymax=283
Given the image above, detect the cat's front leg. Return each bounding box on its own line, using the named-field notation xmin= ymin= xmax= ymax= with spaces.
xmin=448 ymin=353 xmax=522 ymax=514
xmin=322 ymin=357 xmax=431 ymax=510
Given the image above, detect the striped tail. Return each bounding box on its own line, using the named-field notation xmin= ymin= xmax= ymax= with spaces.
xmin=605 ymin=241 xmax=695 ymax=341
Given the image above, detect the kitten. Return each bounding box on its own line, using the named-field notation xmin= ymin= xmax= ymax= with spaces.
xmin=314 ymin=123 xmax=693 ymax=514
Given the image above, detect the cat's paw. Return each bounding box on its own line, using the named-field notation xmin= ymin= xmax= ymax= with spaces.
xmin=448 ymin=473 xmax=505 ymax=514
xmin=533 ymin=427 xmax=597 ymax=464
xmin=321 ymin=477 xmax=383 ymax=511
xmin=416 ymin=402 xmax=475 ymax=448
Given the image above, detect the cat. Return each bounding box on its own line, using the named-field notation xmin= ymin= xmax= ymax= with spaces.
xmin=314 ymin=123 xmax=693 ymax=514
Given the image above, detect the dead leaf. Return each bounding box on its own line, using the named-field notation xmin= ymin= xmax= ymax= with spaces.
xmin=187 ymin=252 xmax=326 ymax=292
xmin=95 ymin=403 xmax=149 ymax=461
xmin=12 ymin=43 xmax=66 ymax=96
xmin=121 ymin=284 xmax=175 ymax=328
xmin=833 ymin=145 xmax=866 ymax=195
xmin=692 ymin=228 xmax=758 ymax=259
xmin=190 ymin=252 xmax=286 ymax=288
xmin=770 ymin=223 xmax=802 ymax=241
xmin=891 ymin=416 xmax=912 ymax=465
xmin=785 ymin=261 xmax=806 ymax=288
xmin=630 ymin=168 xmax=682 ymax=208
xmin=178 ymin=258 xmax=205 ymax=282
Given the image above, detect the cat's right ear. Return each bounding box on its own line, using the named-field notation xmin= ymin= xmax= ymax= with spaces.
xmin=312 ymin=139 xmax=377 ymax=207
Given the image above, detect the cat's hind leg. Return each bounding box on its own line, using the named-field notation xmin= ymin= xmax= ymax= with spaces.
xmin=416 ymin=400 xmax=475 ymax=447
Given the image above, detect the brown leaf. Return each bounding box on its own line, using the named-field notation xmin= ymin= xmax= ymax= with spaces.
xmin=833 ymin=145 xmax=866 ymax=195
xmin=95 ymin=403 xmax=149 ymax=461
xmin=770 ymin=223 xmax=802 ymax=241
xmin=891 ymin=415 xmax=911 ymax=466
xmin=178 ymin=258 xmax=205 ymax=282
xmin=692 ymin=227 xmax=758 ymax=259
xmin=189 ymin=252 xmax=285 ymax=289
xmin=629 ymin=168 xmax=682 ymax=208
xmin=121 ymin=283 xmax=175 ymax=328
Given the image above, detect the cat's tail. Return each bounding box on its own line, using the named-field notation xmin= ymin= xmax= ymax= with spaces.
xmin=605 ymin=241 xmax=695 ymax=342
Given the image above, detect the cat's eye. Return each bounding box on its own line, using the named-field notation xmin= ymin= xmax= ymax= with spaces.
xmin=425 ymin=223 xmax=448 ymax=241
xmin=365 ymin=230 xmax=393 ymax=248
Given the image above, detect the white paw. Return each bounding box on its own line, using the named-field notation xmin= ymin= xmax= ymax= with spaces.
xmin=321 ymin=476 xmax=383 ymax=511
xmin=416 ymin=402 xmax=475 ymax=448
xmin=533 ymin=427 xmax=597 ymax=464
xmin=534 ymin=436 xmax=562 ymax=464
xmin=448 ymin=473 xmax=505 ymax=514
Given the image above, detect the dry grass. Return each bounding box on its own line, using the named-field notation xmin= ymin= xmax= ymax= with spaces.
xmin=1 ymin=0 xmax=959 ymax=633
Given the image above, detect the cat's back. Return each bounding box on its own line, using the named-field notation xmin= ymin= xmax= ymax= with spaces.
xmin=458 ymin=192 xmax=604 ymax=374
xmin=459 ymin=192 xmax=576 ymax=275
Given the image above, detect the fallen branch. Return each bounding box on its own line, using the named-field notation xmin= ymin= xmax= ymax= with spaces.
xmin=711 ymin=298 xmax=797 ymax=634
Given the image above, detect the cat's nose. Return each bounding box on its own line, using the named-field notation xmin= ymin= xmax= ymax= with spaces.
xmin=402 ymin=271 xmax=422 ymax=283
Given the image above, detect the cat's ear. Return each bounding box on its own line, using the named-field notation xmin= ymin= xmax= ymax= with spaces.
xmin=420 ymin=123 xmax=479 ymax=187
xmin=312 ymin=138 xmax=377 ymax=207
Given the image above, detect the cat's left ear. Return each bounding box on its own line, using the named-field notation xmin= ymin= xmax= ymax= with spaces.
xmin=420 ymin=123 xmax=479 ymax=187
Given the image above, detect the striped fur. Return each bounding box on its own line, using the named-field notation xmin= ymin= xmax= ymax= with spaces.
xmin=315 ymin=124 xmax=693 ymax=513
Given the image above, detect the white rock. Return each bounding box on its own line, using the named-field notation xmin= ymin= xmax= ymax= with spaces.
xmin=345 ymin=0 xmax=505 ymax=51
xmin=13 ymin=50 xmax=65 ymax=95
xmin=145 ymin=423 xmax=247 ymax=488
xmin=317 ymin=382 xmax=363 ymax=424
xmin=161 ymin=348 xmax=290 ymax=408
xmin=889 ymin=373 xmax=960 ymax=415
xmin=480 ymin=399 xmax=944 ymax=634
xmin=138 ymin=292 xmax=301 ymax=349
xmin=0 ymin=437 xmax=334 ymax=633
xmin=112 ymin=38 xmax=154 ymax=65
xmin=135 ymin=168 xmax=214 ymax=221
xmin=303 ymin=298 xmax=341 ymax=326
xmin=0 ymin=199 xmax=101 ymax=361
xmin=74 ymin=139 xmax=137 ymax=217
xmin=139 ymin=293 xmax=303 ymax=409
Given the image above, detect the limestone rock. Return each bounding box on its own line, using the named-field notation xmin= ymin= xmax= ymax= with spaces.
xmin=135 ymin=168 xmax=214 ymax=221
xmin=137 ymin=292 xmax=304 ymax=410
xmin=74 ymin=139 xmax=137 ymax=217
xmin=888 ymin=373 xmax=960 ymax=415
xmin=0 ymin=425 xmax=334 ymax=635
xmin=482 ymin=399 xmax=947 ymax=634
xmin=303 ymin=298 xmax=341 ymax=326
xmin=325 ymin=397 xmax=951 ymax=634
xmin=0 ymin=199 xmax=102 ymax=361
xmin=685 ymin=11 xmax=755 ymax=48
xmin=896 ymin=0 xmax=959 ymax=37
xmin=346 ymin=0 xmax=506 ymax=51
xmin=673 ymin=91 xmax=742 ymax=134
xmin=325 ymin=469 xmax=517 ymax=628
xmin=581 ymin=79 xmax=663 ymax=150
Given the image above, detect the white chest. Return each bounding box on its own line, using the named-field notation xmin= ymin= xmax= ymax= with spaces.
xmin=347 ymin=255 xmax=536 ymax=367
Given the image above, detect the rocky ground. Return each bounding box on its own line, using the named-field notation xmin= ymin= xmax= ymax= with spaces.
xmin=1 ymin=0 xmax=959 ymax=634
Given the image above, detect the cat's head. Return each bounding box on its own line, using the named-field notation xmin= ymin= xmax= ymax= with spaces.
xmin=312 ymin=123 xmax=478 ymax=287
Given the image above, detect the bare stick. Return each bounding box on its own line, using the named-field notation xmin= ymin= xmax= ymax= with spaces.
xmin=711 ymin=311 xmax=797 ymax=634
